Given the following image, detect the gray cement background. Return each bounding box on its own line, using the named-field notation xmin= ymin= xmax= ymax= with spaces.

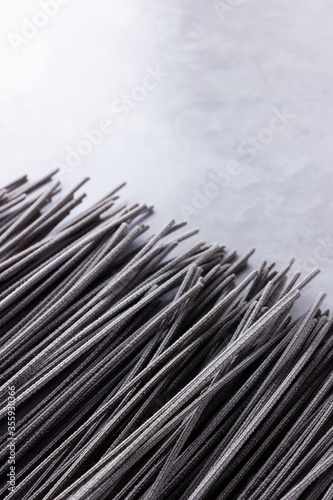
xmin=1 ymin=0 xmax=333 ymax=310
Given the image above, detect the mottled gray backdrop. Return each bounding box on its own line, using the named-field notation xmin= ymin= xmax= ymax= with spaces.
xmin=1 ymin=0 xmax=333 ymax=310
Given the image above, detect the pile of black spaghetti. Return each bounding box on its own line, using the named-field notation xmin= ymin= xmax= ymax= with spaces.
xmin=0 ymin=171 xmax=332 ymax=500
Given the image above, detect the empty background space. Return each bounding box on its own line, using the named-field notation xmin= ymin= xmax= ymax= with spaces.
xmin=1 ymin=0 xmax=333 ymax=310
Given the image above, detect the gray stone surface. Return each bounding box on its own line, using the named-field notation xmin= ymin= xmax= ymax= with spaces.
xmin=1 ymin=0 xmax=332 ymax=309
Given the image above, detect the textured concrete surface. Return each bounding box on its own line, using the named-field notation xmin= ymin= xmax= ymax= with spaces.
xmin=1 ymin=0 xmax=333 ymax=309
